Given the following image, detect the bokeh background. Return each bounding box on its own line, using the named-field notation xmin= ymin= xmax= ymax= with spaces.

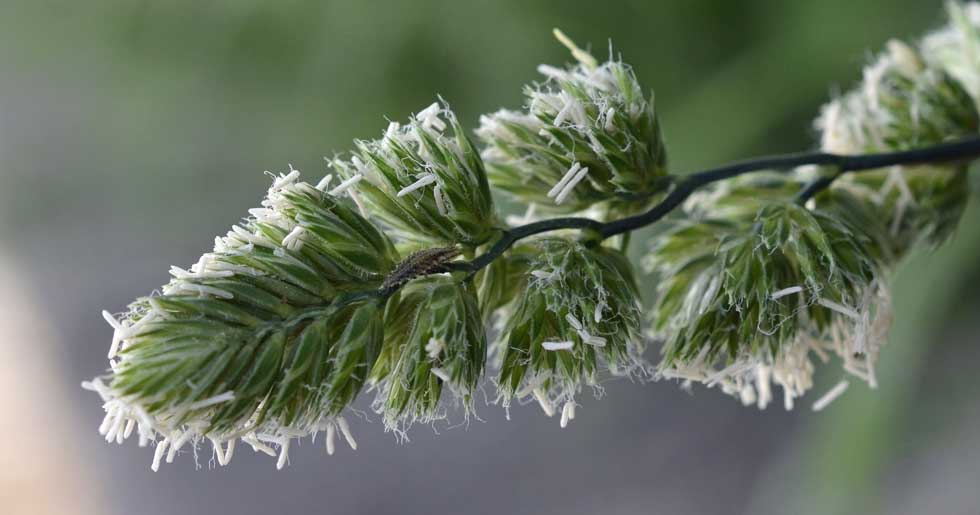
xmin=2 ymin=1 xmax=979 ymax=514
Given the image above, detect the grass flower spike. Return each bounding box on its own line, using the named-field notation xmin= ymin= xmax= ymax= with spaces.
xmin=86 ymin=6 xmax=980 ymax=470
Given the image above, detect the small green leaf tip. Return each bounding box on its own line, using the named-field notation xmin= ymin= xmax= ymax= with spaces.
xmin=476 ymin=32 xmax=667 ymax=216
xmin=496 ymin=238 xmax=645 ymax=426
xmin=370 ymin=276 xmax=486 ymax=433
xmin=84 ymin=170 xmax=398 ymax=470
xmin=646 ymin=202 xmax=888 ymax=410
xmin=330 ymin=100 xmax=498 ymax=246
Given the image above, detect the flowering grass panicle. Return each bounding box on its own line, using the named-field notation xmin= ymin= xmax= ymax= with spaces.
xmin=85 ymin=6 xmax=980 ymax=470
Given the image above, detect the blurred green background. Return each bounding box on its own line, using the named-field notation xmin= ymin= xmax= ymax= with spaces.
xmin=1 ymin=1 xmax=978 ymax=514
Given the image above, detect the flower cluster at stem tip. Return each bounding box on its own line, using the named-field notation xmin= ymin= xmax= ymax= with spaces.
xmin=86 ymin=5 xmax=980 ymax=470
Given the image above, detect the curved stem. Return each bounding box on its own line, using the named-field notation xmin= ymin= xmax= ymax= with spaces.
xmin=388 ymin=136 xmax=980 ymax=292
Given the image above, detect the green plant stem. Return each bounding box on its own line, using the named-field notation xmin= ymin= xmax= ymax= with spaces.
xmin=388 ymin=135 xmax=980 ymax=298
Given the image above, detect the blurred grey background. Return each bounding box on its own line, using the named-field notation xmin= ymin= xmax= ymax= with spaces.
xmin=1 ymin=1 xmax=978 ymax=514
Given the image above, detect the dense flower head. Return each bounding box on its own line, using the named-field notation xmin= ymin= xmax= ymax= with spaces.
xmin=331 ymin=100 xmax=497 ymax=247
xmin=922 ymin=1 xmax=980 ymax=107
xmin=645 ymin=202 xmax=888 ymax=409
xmin=370 ymin=276 xmax=486 ymax=432
xmin=496 ymin=238 xmax=645 ymax=425
xmin=84 ymin=171 xmax=401 ymax=469
xmin=817 ymin=36 xmax=979 ymax=256
xmin=476 ymin=30 xmax=668 ymax=216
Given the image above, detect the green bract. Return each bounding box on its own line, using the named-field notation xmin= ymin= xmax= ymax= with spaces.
xmin=331 ymin=101 xmax=497 ymax=246
xmin=371 ymin=276 xmax=486 ymax=430
xmin=477 ymin=31 xmax=668 ymax=215
xmin=646 ymin=202 xmax=886 ymax=409
xmin=496 ymin=238 xmax=643 ymax=424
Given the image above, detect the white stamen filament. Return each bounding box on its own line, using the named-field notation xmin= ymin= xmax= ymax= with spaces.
xmin=530 ymin=270 xmax=555 ymax=281
xmin=547 ymin=162 xmax=581 ymax=198
xmin=281 ymin=226 xmax=305 ymax=250
xmin=812 ymin=380 xmax=850 ymax=411
xmin=397 ymin=173 xmax=437 ymax=197
xmin=173 ymin=283 xmax=234 ymax=299
xmin=223 ymin=438 xmax=236 ymax=465
xmin=325 ymin=424 xmax=336 ymax=455
xmin=431 ymin=367 xmax=451 ymax=383
xmin=560 ymin=401 xmax=575 ymax=428
xmin=276 ymin=438 xmax=290 ymax=470
xmin=243 ymin=434 xmax=276 ymax=457
xmin=433 ymin=184 xmax=448 ymax=216
xmin=385 ymin=121 xmax=400 ymax=138
xmin=417 ymin=102 xmax=446 ymax=131
xmin=272 ymin=169 xmax=301 ymax=191
xmin=187 ymin=391 xmax=236 ymax=410
xmin=564 ymin=313 xmax=583 ymax=330
xmin=542 ymin=340 xmax=574 ymax=351
xmin=554 ymin=166 xmax=590 ymax=205
xmin=337 ymin=416 xmax=357 ymax=450
xmin=315 ymin=174 xmax=334 ymax=191
xmin=329 ymin=174 xmax=363 ymax=196
xmin=151 ymin=439 xmax=169 ymax=472
xmin=770 ymin=286 xmax=803 ymax=300
xmin=532 ymin=388 xmax=555 ymax=417
xmin=818 ymin=298 xmax=860 ymax=320
xmin=425 ymin=337 xmax=445 ymax=359
xmin=102 ymin=310 xmax=125 ymax=359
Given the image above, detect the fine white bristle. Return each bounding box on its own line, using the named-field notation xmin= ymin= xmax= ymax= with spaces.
xmin=812 ymin=380 xmax=850 ymax=412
